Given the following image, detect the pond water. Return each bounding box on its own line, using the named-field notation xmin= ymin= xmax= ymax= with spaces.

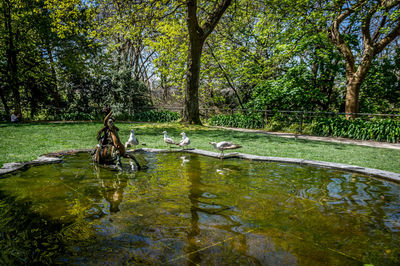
xmin=0 ymin=152 xmax=399 ymax=265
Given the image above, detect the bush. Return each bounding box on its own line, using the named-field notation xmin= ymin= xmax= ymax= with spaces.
xmin=209 ymin=112 xmax=264 ymax=129
xmin=131 ymin=110 xmax=179 ymax=122
xmin=312 ymin=117 xmax=400 ymax=143
xmin=58 ymin=112 xmax=96 ymax=121
xmin=0 ymin=111 xmax=8 ymax=122
xmin=209 ymin=112 xmax=400 ymax=143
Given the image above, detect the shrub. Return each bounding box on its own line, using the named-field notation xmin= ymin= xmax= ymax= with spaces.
xmin=131 ymin=110 xmax=179 ymax=122
xmin=0 ymin=111 xmax=8 ymax=122
xmin=58 ymin=112 xmax=96 ymax=121
xmin=312 ymin=117 xmax=400 ymax=143
xmin=209 ymin=112 xmax=264 ymax=129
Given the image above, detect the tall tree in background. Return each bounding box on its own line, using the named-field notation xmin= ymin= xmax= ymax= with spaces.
xmin=2 ymin=0 xmax=22 ymax=117
xmin=328 ymin=0 xmax=400 ymax=118
xmin=184 ymin=0 xmax=232 ymax=124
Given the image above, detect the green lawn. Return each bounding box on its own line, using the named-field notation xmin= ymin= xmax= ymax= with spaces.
xmin=1 ymin=122 xmax=399 ymax=173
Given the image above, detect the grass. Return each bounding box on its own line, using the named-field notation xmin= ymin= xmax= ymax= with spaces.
xmin=1 ymin=122 xmax=399 ymax=173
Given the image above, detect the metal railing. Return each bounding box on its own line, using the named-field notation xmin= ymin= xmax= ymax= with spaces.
xmin=156 ymin=106 xmax=400 ymax=133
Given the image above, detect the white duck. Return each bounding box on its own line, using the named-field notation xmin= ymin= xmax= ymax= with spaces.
xmin=163 ymin=131 xmax=176 ymax=147
xmin=178 ymin=132 xmax=190 ymax=149
xmin=125 ymin=129 xmax=139 ymax=148
xmin=209 ymin=141 xmax=242 ymax=157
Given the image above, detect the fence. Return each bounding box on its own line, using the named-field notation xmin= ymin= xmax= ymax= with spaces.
xmin=153 ymin=107 xmax=400 ymax=132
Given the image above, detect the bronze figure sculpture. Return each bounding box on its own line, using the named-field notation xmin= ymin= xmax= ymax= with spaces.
xmin=93 ymin=108 xmax=141 ymax=170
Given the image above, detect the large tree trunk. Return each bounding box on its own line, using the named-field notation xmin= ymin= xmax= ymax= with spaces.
xmin=345 ymin=74 xmax=362 ymax=116
xmin=344 ymin=47 xmax=374 ymax=118
xmin=183 ymin=0 xmax=232 ymax=125
xmin=4 ymin=0 xmax=21 ymax=117
xmin=184 ymin=39 xmax=204 ymax=124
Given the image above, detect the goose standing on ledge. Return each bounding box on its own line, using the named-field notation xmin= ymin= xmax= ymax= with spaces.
xmin=178 ymin=132 xmax=190 ymax=149
xmin=209 ymin=141 xmax=242 ymax=157
xmin=125 ymin=129 xmax=139 ymax=148
xmin=163 ymin=131 xmax=176 ymax=147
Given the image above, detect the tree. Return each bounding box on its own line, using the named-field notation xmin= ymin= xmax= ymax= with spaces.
xmin=183 ymin=0 xmax=232 ymax=124
xmin=328 ymin=0 xmax=400 ymax=118
xmin=201 ymin=0 xmax=266 ymax=111
xmin=2 ymin=0 xmax=22 ymax=117
xmin=359 ymin=48 xmax=400 ymax=113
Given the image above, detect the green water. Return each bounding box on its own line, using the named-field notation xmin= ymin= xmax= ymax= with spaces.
xmin=0 ymin=152 xmax=399 ymax=265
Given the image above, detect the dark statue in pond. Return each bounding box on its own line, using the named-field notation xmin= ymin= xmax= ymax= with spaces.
xmin=93 ymin=107 xmax=141 ymax=170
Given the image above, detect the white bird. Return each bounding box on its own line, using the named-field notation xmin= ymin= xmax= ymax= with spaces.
xmin=178 ymin=132 xmax=190 ymax=149
xmin=163 ymin=131 xmax=176 ymax=147
xmin=125 ymin=129 xmax=139 ymax=148
xmin=209 ymin=141 xmax=242 ymax=157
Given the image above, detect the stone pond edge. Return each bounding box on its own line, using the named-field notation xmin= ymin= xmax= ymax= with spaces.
xmin=1 ymin=148 xmax=399 ymax=184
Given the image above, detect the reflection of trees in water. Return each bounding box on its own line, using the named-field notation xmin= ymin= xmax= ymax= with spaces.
xmin=185 ymin=155 xmax=202 ymax=265
xmin=184 ymin=155 xmax=264 ymax=265
xmin=0 ymin=191 xmax=64 ymax=265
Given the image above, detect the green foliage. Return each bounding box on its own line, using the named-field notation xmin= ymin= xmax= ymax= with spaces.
xmin=0 ymin=111 xmax=8 ymax=122
xmin=209 ymin=112 xmax=264 ymax=129
xmin=129 ymin=110 xmax=180 ymax=123
xmin=247 ymin=62 xmax=343 ymax=112
xmin=1 ymin=0 xmax=399 ymax=123
xmin=312 ymin=117 xmax=400 ymax=143
xmin=58 ymin=111 xmax=96 ymax=121
xmin=360 ymin=49 xmax=400 ymax=113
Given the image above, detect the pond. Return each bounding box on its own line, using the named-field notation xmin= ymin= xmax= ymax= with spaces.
xmin=0 ymin=152 xmax=399 ymax=265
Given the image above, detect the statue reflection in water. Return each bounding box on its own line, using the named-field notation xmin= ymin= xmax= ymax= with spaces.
xmin=94 ymin=164 xmax=129 ymax=213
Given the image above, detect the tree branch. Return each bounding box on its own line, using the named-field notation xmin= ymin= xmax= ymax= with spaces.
xmin=206 ymin=42 xmax=244 ymax=109
xmin=328 ymin=0 xmax=369 ymax=73
xmin=372 ymin=14 xmax=388 ymax=42
xmin=376 ymin=20 xmax=400 ymax=53
xmin=201 ymin=0 xmax=232 ymax=39
xmin=186 ymin=0 xmax=203 ymax=38
xmin=362 ymin=2 xmax=380 ymax=47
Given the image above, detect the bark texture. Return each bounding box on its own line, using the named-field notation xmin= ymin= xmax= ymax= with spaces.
xmin=183 ymin=0 xmax=232 ymax=124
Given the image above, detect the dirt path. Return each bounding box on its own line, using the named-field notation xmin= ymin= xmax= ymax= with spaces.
xmin=213 ymin=126 xmax=400 ymax=150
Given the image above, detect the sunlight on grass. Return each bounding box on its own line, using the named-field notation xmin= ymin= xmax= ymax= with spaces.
xmin=1 ymin=122 xmax=399 ymax=173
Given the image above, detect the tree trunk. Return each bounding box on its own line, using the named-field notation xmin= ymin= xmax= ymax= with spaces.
xmin=46 ymin=44 xmax=61 ymax=114
xmin=0 ymin=90 xmax=10 ymax=118
xmin=182 ymin=0 xmax=232 ymax=125
xmin=4 ymin=0 xmax=21 ymax=117
xmin=344 ymin=74 xmax=362 ymax=117
xmin=344 ymin=47 xmax=374 ymax=118
xmin=184 ymin=39 xmax=203 ymax=124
